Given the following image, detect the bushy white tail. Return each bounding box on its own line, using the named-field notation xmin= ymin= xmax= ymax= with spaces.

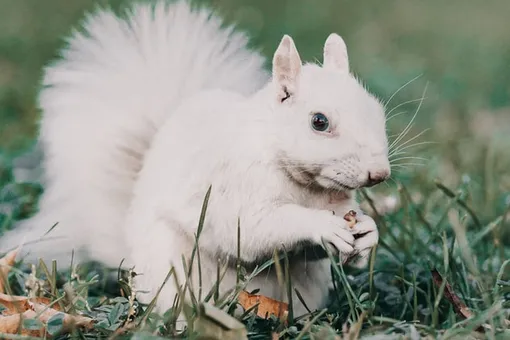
xmin=0 ymin=0 xmax=267 ymax=267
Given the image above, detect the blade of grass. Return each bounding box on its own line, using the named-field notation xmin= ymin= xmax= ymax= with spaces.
xmin=435 ymin=180 xmax=482 ymax=228
xmin=295 ymin=308 xmax=328 ymax=340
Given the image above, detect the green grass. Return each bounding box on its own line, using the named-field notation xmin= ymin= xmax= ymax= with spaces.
xmin=0 ymin=153 xmax=509 ymax=339
xmin=0 ymin=0 xmax=510 ymax=338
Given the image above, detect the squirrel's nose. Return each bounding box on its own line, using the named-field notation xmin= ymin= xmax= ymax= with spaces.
xmin=365 ymin=169 xmax=390 ymax=187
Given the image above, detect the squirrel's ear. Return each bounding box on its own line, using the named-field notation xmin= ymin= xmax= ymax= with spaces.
xmin=272 ymin=35 xmax=302 ymax=103
xmin=323 ymin=33 xmax=349 ymax=72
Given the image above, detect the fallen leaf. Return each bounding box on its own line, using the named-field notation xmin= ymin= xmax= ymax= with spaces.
xmin=0 ymin=294 xmax=92 ymax=337
xmin=0 ymin=294 xmax=31 ymax=315
xmin=0 ymin=293 xmax=60 ymax=315
xmin=0 ymin=248 xmax=94 ymax=337
xmin=238 ymin=291 xmax=288 ymax=320
xmin=0 ymin=247 xmax=19 ymax=293
xmin=30 ymin=301 xmax=94 ymax=334
xmin=0 ymin=310 xmax=46 ymax=337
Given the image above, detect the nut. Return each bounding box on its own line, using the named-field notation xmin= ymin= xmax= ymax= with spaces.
xmin=343 ymin=210 xmax=357 ymax=228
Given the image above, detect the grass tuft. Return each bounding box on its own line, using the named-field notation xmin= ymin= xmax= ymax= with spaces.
xmin=0 ymin=146 xmax=509 ymax=339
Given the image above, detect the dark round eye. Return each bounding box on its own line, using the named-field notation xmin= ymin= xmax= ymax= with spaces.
xmin=311 ymin=113 xmax=330 ymax=132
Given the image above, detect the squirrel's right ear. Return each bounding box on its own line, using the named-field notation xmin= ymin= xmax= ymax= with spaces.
xmin=272 ymin=35 xmax=302 ymax=103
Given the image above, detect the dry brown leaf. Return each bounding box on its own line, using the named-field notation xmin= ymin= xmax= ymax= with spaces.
xmin=0 ymin=248 xmax=94 ymax=337
xmin=238 ymin=291 xmax=288 ymax=320
xmin=0 ymin=294 xmax=92 ymax=337
xmin=0 ymin=293 xmax=31 ymax=315
xmin=0 ymin=247 xmax=19 ymax=293
xmin=0 ymin=248 xmax=18 ymax=268
xmin=0 ymin=307 xmax=93 ymax=337
xmin=0 ymin=293 xmax=60 ymax=315
xmin=0 ymin=310 xmax=47 ymax=337
xmin=30 ymin=302 xmax=94 ymax=333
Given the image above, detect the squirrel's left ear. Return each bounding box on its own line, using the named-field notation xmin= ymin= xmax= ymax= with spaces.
xmin=272 ymin=35 xmax=302 ymax=103
xmin=323 ymin=33 xmax=349 ymax=72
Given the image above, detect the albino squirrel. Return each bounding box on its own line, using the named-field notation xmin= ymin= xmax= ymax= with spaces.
xmin=0 ymin=0 xmax=390 ymax=316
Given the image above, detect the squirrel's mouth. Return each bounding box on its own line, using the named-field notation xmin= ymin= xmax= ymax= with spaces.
xmin=278 ymin=156 xmax=357 ymax=192
xmin=314 ymin=175 xmax=356 ymax=191
xmin=281 ymin=165 xmax=355 ymax=192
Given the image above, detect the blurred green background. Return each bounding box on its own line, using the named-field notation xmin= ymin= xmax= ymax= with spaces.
xmin=1 ymin=0 xmax=510 ymax=193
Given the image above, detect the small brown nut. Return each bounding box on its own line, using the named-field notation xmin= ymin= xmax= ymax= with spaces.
xmin=343 ymin=210 xmax=357 ymax=228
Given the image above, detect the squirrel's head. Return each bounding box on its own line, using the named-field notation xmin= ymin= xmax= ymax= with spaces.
xmin=270 ymin=34 xmax=390 ymax=191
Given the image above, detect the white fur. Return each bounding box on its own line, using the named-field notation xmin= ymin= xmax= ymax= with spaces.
xmin=0 ymin=0 xmax=389 ymax=317
xmin=0 ymin=0 xmax=266 ymax=266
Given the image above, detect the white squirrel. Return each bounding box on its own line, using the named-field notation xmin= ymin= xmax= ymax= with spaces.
xmin=0 ymin=0 xmax=390 ymax=316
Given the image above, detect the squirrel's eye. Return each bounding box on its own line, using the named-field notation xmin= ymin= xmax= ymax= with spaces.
xmin=311 ymin=113 xmax=329 ymax=132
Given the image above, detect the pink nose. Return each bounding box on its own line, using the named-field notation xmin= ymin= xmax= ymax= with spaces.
xmin=366 ymin=169 xmax=390 ymax=187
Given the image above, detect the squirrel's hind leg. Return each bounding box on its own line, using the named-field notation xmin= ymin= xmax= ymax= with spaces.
xmin=289 ymin=258 xmax=333 ymax=317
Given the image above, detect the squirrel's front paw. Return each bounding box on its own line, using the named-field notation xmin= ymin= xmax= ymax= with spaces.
xmin=345 ymin=214 xmax=379 ymax=268
xmin=315 ymin=218 xmax=355 ymax=261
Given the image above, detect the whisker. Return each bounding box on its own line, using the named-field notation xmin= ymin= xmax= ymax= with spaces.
xmin=388 ymin=133 xmax=402 ymax=139
xmin=388 ymin=82 xmax=429 ymax=152
xmin=390 ymin=169 xmax=410 ymax=176
xmin=385 ymin=110 xmax=407 ymax=122
xmin=390 ymin=156 xmax=428 ymax=164
xmin=388 ymin=114 xmax=419 ymax=152
xmin=390 ymin=155 xmax=429 ymax=161
xmin=390 ymin=128 xmax=430 ymax=153
xmin=386 ymin=176 xmax=398 ymax=186
xmin=388 ymin=151 xmax=407 ymax=159
xmin=391 ymin=163 xmax=426 ymax=168
xmin=389 ymin=141 xmax=436 ymax=157
xmin=383 ymin=73 xmax=423 ymax=110
xmin=386 ymin=97 xmax=427 ymax=119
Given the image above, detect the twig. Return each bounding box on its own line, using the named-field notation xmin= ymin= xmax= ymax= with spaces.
xmin=430 ymin=269 xmax=484 ymax=332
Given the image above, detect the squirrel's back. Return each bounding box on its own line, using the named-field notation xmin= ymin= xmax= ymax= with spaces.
xmin=0 ymin=0 xmax=268 ymax=266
